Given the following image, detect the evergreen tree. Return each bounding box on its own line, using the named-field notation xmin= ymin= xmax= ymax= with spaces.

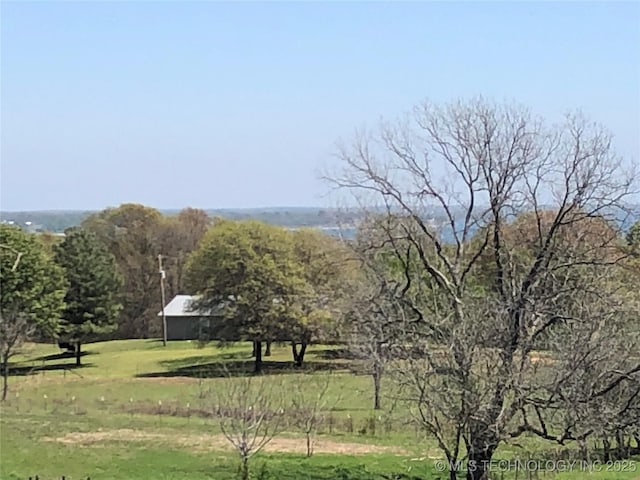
xmin=55 ymin=227 xmax=123 ymax=366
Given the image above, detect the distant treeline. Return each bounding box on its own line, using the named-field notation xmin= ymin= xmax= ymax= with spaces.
xmin=2 ymin=205 xmax=639 ymax=236
xmin=0 ymin=207 xmax=364 ymax=233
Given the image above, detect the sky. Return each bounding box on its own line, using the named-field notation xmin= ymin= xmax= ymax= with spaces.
xmin=1 ymin=1 xmax=639 ymax=211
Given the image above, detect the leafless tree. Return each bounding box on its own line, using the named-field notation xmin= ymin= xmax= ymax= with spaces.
xmin=0 ymin=314 xmax=35 ymax=401
xmin=524 ymin=263 xmax=640 ymax=461
xmin=342 ymin=264 xmax=405 ymax=410
xmin=328 ymin=97 xmax=639 ymax=480
xmin=289 ymin=372 xmax=335 ymax=456
xmin=158 ymin=207 xmax=212 ymax=298
xmin=209 ymin=370 xmax=285 ymax=480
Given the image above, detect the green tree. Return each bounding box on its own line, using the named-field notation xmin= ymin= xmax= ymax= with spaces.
xmin=289 ymin=228 xmax=358 ymax=366
xmin=82 ymin=204 xmax=163 ymax=338
xmin=0 ymin=225 xmax=67 ymax=400
xmin=185 ymin=220 xmax=310 ymax=373
xmin=54 ymin=228 xmax=123 ymax=366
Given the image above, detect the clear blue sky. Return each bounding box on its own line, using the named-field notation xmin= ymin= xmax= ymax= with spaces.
xmin=2 ymin=1 xmax=639 ymax=211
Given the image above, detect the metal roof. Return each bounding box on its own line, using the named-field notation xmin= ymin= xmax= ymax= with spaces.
xmin=158 ymin=295 xmax=212 ymax=317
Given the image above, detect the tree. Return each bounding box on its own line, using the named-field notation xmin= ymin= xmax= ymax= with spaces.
xmin=209 ymin=369 xmax=285 ymax=480
xmin=627 ymin=220 xmax=640 ymax=252
xmin=344 ymin=214 xmax=443 ymax=411
xmin=185 ymin=220 xmax=310 ymax=373
xmin=289 ymin=372 xmax=334 ymax=456
xmin=537 ymin=268 xmax=640 ymax=461
xmin=344 ymin=276 xmax=402 ymax=411
xmin=157 ymin=207 xmax=211 ymax=298
xmin=289 ymin=228 xmax=358 ymax=366
xmin=54 ymin=227 xmax=123 ymax=366
xmin=329 ymin=98 xmax=639 ymax=480
xmin=0 ymin=225 xmax=67 ymax=400
xmin=82 ymin=204 xmax=163 ymax=338
xmin=38 ymin=231 xmax=65 ymax=255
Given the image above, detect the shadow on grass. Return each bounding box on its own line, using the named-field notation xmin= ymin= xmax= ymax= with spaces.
xmin=32 ymin=350 xmax=91 ymax=362
xmin=161 ymin=345 xmax=351 ymax=371
xmin=316 ymin=348 xmax=358 ymax=360
xmin=147 ymin=350 xmax=254 ymax=372
xmin=138 ymin=359 xmax=351 ymax=379
xmin=3 ymin=362 xmax=92 ymax=377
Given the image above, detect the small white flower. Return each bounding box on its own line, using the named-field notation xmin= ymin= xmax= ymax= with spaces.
xmin=15 ymin=392 xmax=20 ymax=399
xmin=186 ymin=402 xmax=190 ymax=409
xmin=71 ymin=396 xmax=76 ymax=402
xmin=43 ymin=394 xmax=48 ymax=399
xmin=158 ymin=400 xmax=162 ymax=406
xmin=100 ymin=396 xmax=105 ymax=402
xmin=129 ymin=397 xmax=133 ymax=403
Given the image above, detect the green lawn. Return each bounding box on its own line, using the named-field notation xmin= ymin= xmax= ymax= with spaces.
xmin=1 ymin=340 xmax=638 ymax=479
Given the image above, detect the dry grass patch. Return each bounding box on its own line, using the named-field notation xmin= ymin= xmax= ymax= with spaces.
xmin=43 ymin=428 xmax=407 ymax=455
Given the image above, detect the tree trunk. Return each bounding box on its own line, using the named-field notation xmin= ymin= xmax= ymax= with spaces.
xmin=449 ymin=467 xmax=458 ymax=480
xmin=372 ymin=367 xmax=382 ymax=410
xmin=615 ymin=430 xmax=626 ymax=459
xmin=142 ymin=317 xmax=149 ymax=339
xmin=291 ymin=341 xmax=308 ymax=367
xmin=466 ymin=443 xmax=496 ymax=480
xmin=265 ymin=341 xmax=271 ymax=357
xmin=241 ymin=455 xmax=249 ymax=480
xmin=75 ymin=341 xmax=82 ymax=367
xmin=603 ymin=437 xmax=611 ymax=462
xmin=298 ymin=342 xmax=307 ymax=367
xmin=251 ymin=341 xmax=257 ymax=358
xmin=254 ymin=341 xmax=262 ymax=373
xmin=1 ymin=356 xmax=8 ymax=402
xmin=578 ymin=438 xmax=589 ymax=463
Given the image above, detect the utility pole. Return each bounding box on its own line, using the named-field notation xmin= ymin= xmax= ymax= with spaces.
xmin=158 ymin=254 xmax=167 ymax=346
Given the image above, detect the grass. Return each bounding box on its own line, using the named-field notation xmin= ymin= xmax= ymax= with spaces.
xmin=1 ymin=340 xmax=638 ymax=480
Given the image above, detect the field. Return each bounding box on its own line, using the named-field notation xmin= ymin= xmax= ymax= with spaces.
xmin=1 ymin=340 xmax=638 ymax=480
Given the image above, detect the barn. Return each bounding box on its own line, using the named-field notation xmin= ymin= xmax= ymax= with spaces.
xmin=158 ymin=295 xmax=221 ymax=341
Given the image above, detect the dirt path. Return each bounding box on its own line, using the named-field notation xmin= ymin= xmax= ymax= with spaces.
xmin=44 ymin=428 xmax=406 ymax=455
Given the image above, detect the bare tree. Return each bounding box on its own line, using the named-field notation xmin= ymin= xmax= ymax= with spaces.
xmin=523 ymin=262 xmax=640 ymax=461
xmin=158 ymin=207 xmax=212 ymax=299
xmin=289 ymin=372 xmax=335 ymax=456
xmin=328 ymin=98 xmax=639 ymax=480
xmin=0 ymin=314 xmax=35 ymax=401
xmin=209 ymin=370 xmax=285 ymax=480
xmin=343 ymin=265 xmax=405 ymax=410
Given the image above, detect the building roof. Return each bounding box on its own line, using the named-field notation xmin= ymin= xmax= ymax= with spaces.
xmin=158 ymin=294 xmax=216 ymax=317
